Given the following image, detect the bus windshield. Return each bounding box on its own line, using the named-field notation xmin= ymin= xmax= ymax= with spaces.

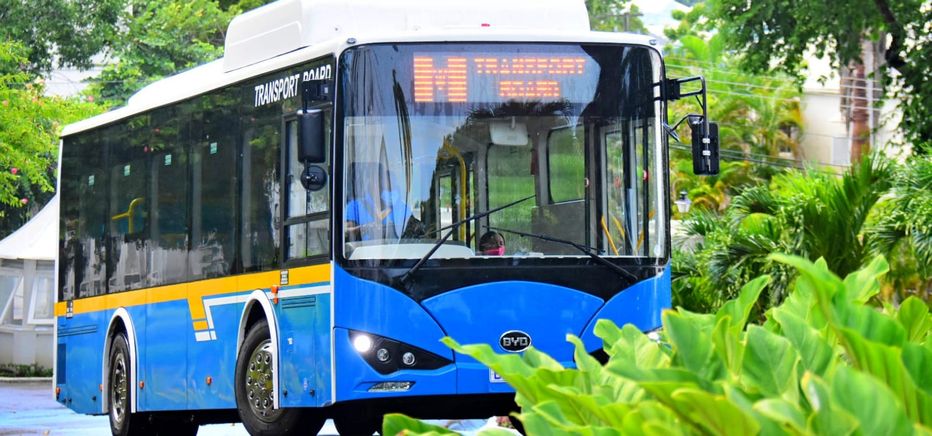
xmin=340 ymin=43 xmax=666 ymax=261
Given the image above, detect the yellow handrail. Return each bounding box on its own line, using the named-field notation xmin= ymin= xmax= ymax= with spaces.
xmin=111 ymin=197 xmax=145 ymax=234
xmin=440 ymin=139 xmax=468 ymax=241
xmin=600 ymin=216 xmax=619 ymax=255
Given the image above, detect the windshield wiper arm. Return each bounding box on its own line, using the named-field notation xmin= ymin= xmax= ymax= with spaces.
xmin=489 ymin=226 xmax=638 ymax=282
xmin=399 ymin=195 xmax=535 ymax=284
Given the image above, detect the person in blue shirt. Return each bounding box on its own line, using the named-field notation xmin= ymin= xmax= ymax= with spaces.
xmin=345 ymin=166 xmax=412 ymax=241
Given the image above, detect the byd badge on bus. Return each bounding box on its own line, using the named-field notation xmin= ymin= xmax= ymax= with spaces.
xmin=499 ymin=330 xmax=532 ymax=352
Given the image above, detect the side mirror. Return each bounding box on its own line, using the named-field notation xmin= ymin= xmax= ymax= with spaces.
xmin=690 ymin=119 xmax=719 ymax=175
xmin=301 ymin=164 xmax=327 ymax=191
xmin=297 ymin=109 xmax=325 ymax=163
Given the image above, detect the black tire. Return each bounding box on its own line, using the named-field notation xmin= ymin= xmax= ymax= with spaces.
xmin=333 ymin=416 xmax=381 ymax=436
xmin=109 ymin=333 xmax=150 ymax=436
xmin=334 ymin=406 xmax=381 ymax=436
xmin=236 ymin=319 xmax=324 ymax=435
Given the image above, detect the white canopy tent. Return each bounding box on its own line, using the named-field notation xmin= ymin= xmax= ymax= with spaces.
xmin=0 ymin=195 xmax=57 ymax=368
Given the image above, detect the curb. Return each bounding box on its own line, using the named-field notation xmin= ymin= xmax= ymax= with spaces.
xmin=0 ymin=377 xmax=53 ymax=383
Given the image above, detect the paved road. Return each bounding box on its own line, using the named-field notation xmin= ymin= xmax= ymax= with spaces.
xmin=0 ymin=381 xmax=327 ymax=436
xmin=0 ymin=382 xmax=501 ymax=435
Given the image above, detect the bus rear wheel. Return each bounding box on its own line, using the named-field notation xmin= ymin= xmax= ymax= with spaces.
xmin=235 ymin=319 xmax=324 ymax=435
xmin=109 ymin=333 xmax=149 ymax=436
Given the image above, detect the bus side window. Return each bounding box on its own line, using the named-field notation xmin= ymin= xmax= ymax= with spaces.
xmin=108 ymin=118 xmax=151 ymax=292
xmin=284 ymin=110 xmax=331 ymax=261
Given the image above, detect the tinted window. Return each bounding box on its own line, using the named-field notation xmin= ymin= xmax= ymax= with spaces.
xmin=191 ymin=92 xmax=238 ymax=279
xmin=151 ymin=106 xmax=189 ymax=285
xmin=60 ymin=133 xmax=108 ymax=299
xmin=108 ymin=118 xmax=150 ymax=292
xmin=240 ymin=105 xmax=281 ymax=271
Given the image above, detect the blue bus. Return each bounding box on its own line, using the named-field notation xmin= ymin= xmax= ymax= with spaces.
xmin=55 ymin=0 xmax=718 ymax=434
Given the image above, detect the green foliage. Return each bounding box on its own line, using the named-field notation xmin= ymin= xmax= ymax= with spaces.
xmin=866 ymin=154 xmax=932 ymax=299
xmin=710 ymin=0 xmax=932 ymax=147
xmin=0 ymin=0 xmax=123 ymax=74
xmin=0 ymin=41 xmax=103 ymax=226
xmin=585 ymin=0 xmax=647 ymax=33
xmin=385 ymin=256 xmax=932 ymax=435
xmin=673 ymin=153 xmax=898 ymax=314
xmin=0 ymin=363 xmax=53 ymax=377
xmin=87 ymin=0 xmax=237 ymax=106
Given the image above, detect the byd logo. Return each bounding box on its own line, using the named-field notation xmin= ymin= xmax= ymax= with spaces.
xmin=499 ymin=330 xmax=532 ymax=352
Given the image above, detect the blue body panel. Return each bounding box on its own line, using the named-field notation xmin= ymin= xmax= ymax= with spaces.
xmin=56 ymin=310 xmax=109 ymax=414
xmin=580 ymin=266 xmax=670 ymax=351
xmin=145 ymin=299 xmax=188 ymax=410
xmin=331 ymin=265 xmax=671 ymax=401
xmin=276 ymin=287 xmax=333 ymax=407
xmin=56 ymin=263 xmax=670 ymax=415
xmin=186 ymin=297 xmax=244 ymax=410
xmin=332 ymin=267 xmax=451 ymax=360
xmin=421 ymin=281 xmax=603 ymax=394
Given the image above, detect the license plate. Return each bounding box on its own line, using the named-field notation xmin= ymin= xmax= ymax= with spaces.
xmin=489 ymin=369 xmax=506 ymax=383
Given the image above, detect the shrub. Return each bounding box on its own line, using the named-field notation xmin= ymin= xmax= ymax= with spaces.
xmin=385 ymin=255 xmax=932 ymax=435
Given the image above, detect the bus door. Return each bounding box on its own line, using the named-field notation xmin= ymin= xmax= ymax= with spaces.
xmin=277 ymin=106 xmax=333 ymax=407
xmin=432 ymin=152 xmax=472 ymax=246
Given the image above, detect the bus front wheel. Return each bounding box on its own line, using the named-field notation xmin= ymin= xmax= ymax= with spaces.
xmin=235 ymin=319 xmax=324 ymax=435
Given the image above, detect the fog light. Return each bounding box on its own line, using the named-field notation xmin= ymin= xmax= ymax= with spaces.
xmin=353 ymin=335 xmax=373 ymax=353
xmin=376 ymin=348 xmax=390 ymax=362
xmin=402 ymin=352 xmax=416 ymax=366
xmin=368 ymin=381 xmax=414 ymax=392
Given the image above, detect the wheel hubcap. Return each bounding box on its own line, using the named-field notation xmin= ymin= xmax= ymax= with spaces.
xmin=245 ymin=339 xmax=279 ymax=421
xmin=110 ymin=351 xmax=127 ymax=425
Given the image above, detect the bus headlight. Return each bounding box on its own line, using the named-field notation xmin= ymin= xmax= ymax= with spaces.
xmin=353 ymin=334 xmax=374 ymax=353
xmin=348 ymin=330 xmax=452 ymax=375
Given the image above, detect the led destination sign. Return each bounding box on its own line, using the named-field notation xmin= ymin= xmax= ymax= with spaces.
xmin=413 ymin=54 xmax=590 ymax=103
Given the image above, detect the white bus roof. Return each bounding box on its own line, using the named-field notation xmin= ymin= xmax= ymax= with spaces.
xmin=62 ymin=0 xmax=657 ymax=137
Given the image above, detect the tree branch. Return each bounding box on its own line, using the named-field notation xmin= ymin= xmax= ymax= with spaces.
xmin=873 ymin=0 xmax=908 ymax=72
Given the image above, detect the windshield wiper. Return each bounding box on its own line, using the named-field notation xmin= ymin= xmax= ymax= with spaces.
xmin=399 ymin=195 xmax=535 ymax=284
xmin=489 ymin=226 xmax=638 ymax=282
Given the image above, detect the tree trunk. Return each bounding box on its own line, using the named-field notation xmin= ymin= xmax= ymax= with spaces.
xmin=849 ymin=60 xmax=870 ymax=164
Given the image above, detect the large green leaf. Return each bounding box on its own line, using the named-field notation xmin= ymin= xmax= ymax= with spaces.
xmin=753 ymin=398 xmax=808 ymax=434
xmin=712 ymin=315 xmax=745 ymax=376
xmin=832 ymin=366 xmax=916 ymax=435
xmin=898 ymin=296 xmax=931 ymax=343
xmin=772 ymin=307 xmax=836 ymax=376
xmin=841 ymin=256 xmax=888 ymax=303
xmin=716 ymin=275 xmax=771 ymax=331
xmin=770 ymin=254 xmax=845 ymax=324
xmin=903 ymin=343 xmax=932 ymax=397
xmin=741 ymin=325 xmax=800 ymax=402
xmin=669 ymin=388 xmax=761 ymax=436
xmin=382 ymin=413 xmax=457 ymax=436
xmin=836 ymin=326 xmax=932 ymax=424
xmin=596 ymin=321 xmax=671 ymax=369
xmin=800 ymin=372 xmax=859 ymax=436
xmin=663 ymin=309 xmax=723 ymax=380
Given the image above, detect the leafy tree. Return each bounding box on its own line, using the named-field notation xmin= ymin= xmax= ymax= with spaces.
xmin=710 ymin=0 xmax=932 ymax=148
xmin=673 ymin=154 xmax=895 ymax=312
xmin=586 ymin=0 xmax=647 ymax=33
xmin=0 ymin=41 xmax=102 ymax=237
xmin=87 ymin=0 xmax=236 ymax=106
xmin=86 ymin=0 xmax=278 ymax=106
xmin=0 ymin=0 xmax=124 ymax=74
xmin=867 ymin=152 xmax=932 ymax=300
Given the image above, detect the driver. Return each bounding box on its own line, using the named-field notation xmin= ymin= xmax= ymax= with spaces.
xmin=345 ymin=164 xmax=411 ymax=241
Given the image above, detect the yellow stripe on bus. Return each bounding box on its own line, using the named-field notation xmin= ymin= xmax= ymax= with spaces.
xmin=54 ymin=264 xmax=331 ymax=318
xmin=192 ymin=320 xmax=209 ymax=331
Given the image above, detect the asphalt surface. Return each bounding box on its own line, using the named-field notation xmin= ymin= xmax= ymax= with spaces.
xmin=0 ymin=381 xmax=321 ymax=436
xmin=0 ymin=381 xmax=501 ymax=435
